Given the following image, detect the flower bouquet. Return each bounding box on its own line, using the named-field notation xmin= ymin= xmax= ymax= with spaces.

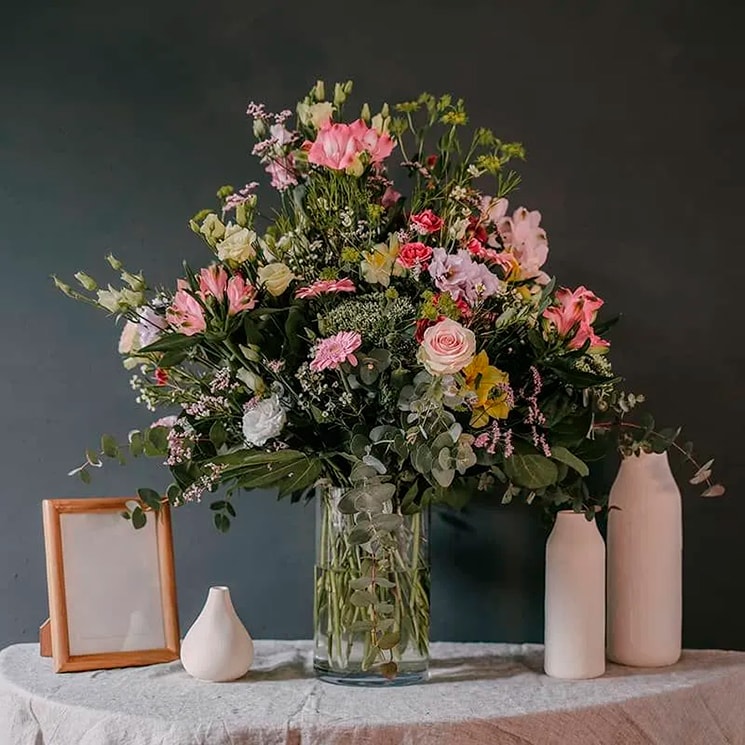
xmin=55 ymin=80 xmax=723 ymax=684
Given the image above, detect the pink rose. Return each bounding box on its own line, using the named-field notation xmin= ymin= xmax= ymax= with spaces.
xmin=411 ymin=209 xmax=444 ymax=235
xmin=307 ymin=123 xmax=363 ymax=171
xmin=396 ymin=242 xmax=433 ymax=270
xmin=417 ymin=318 xmax=476 ymax=376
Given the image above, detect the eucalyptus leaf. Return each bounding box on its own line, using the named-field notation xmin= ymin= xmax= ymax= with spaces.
xmin=377 ymin=631 xmax=400 ymax=650
xmin=350 ymin=590 xmax=377 ymax=607
xmin=550 ymin=446 xmax=589 ymax=477
xmin=504 ymin=453 xmax=559 ymax=489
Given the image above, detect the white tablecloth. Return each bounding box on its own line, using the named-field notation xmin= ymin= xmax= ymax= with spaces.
xmin=1 ymin=640 xmax=744 ymax=744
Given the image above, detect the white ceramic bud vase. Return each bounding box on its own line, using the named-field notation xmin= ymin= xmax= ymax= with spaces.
xmin=180 ymin=586 xmax=254 ymax=682
xmin=544 ymin=511 xmax=606 ymax=679
xmin=607 ymin=452 xmax=682 ymax=667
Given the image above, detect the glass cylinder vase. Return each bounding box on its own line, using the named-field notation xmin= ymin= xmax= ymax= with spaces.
xmin=313 ymin=484 xmax=430 ymax=686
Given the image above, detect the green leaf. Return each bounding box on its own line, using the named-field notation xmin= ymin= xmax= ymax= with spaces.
xmin=131 ymin=507 xmax=147 ymax=529
xmin=377 ymin=631 xmax=400 ymax=650
xmin=158 ymin=349 xmax=189 ymax=368
xmin=225 ymin=502 xmax=237 ymax=518
xmin=372 ymin=513 xmax=404 ymax=532
xmin=79 ymin=469 xmax=91 ymax=485
xmin=129 ymin=431 xmax=144 ymax=457
xmin=550 ymin=446 xmax=590 ymax=477
xmin=210 ymin=500 xmax=226 ymax=511
xmin=166 ymin=483 xmax=182 ymax=505
xmin=413 ymin=445 xmax=433 ymax=474
xmin=137 ymin=488 xmax=161 ymax=511
xmin=209 ymin=421 xmax=227 ymax=450
xmin=349 ymin=577 xmax=373 ymax=590
xmin=85 ymin=449 xmax=101 ymax=467
xmin=504 ymin=453 xmax=559 ymax=489
xmin=213 ymin=513 xmax=231 ymax=533
xmin=138 ymin=333 xmax=197 ymax=354
xmin=348 ymin=525 xmax=374 ymax=545
xmin=350 ymin=590 xmax=376 ymax=607
xmin=101 ymin=435 xmax=119 ymax=458
xmin=147 ymin=426 xmax=169 ymax=454
xmin=348 ymin=620 xmax=374 ymax=632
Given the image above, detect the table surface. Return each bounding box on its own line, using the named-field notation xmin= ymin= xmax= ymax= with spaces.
xmin=2 ymin=640 xmax=745 ymax=744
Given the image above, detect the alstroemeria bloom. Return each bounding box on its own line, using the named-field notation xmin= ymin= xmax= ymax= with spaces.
xmin=295 ymin=277 xmax=356 ymax=299
xmin=307 ymin=122 xmax=363 ymax=170
xmin=543 ymin=286 xmax=609 ymax=351
xmin=410 ymin=209 xmax=444 ymax=235
xmin=348 ymin=119 xmax=395 ymax=162
xmin=311 ymin=331 xmax=362 ymax=372
xmin=461 ymin=351 xmax=511 ymax=427
xmin=166 ymin=288 xmax=206 ymax=336
xmin=226 ymin=275 xmax=257 ymax=315
xmin=198 ymin=265 xmax=229 ymax=300
xmin=496 ymin=205 xmax=549 ymax=283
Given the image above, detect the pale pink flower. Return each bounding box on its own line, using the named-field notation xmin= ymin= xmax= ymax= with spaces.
xmin=269 ymin=123 xmax=294 ymax=146
xmin=152 ymin=415 xmax=179 ymax=429
xmin=480 ymin=196 xmax=509 ymax=225
xmin=166 ymin=289 xmax=206 ymax=336
xmin=226 ymin=275 xmax=257 ymax=315
xmin=381 ymin=185 xmax=402 ymax=209
xmin=417 ymin=318 xmax=476 ymax=376
xmin=496 ymin=205 xmax=549 ymax=283
xmin=348 ymin=119 xmax=396 ymax=162
xmin=307 ymin=123 xmax=363 ymax=170
xmin=410 ymin=209 xmax=444 ymax=235
xmin=265 ymin=154 xmax=298 ymax=191
xmin=396 ymin=242 xmax=433 ymax=269
xmin=295 ymin=277 xmax=356 ymax=300
xmin=198 ymin=265 xmax=228 ymax=300
xmin=310 ymin=331 xmax=362 ymax=372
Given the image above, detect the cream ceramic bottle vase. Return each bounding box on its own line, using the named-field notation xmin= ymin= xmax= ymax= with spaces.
xmin=607 ymin=452 xmax=682 ymax=667
xmin=180 ymin=586 xmax=254 ymax=681
xmin=544 ymin=510 xmax=606 ymax=679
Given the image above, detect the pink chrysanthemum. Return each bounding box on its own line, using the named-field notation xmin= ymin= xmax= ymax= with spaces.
xmin=295 ymin=278 xmax=357 ymax=300
xmin=310 ymin=331 xmax=362 ymax=372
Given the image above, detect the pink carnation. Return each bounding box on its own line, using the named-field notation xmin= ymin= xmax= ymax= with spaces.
xmin=410 ymin=209 xmax=444 ymax=235
xmin=310 ymin=331 xmax=362 ymax=372
xmin=295 ymin=277 xmax=357 ymax=300
xmin=396 ymin=242 xmax=433 ymax=269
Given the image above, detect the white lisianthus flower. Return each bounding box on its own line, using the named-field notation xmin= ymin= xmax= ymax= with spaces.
xmin=118 ymin=321 xmax=140 ymax=354
xmin=257 ymin=262 xmax=296 ymax=296
xmin=242 ymin=395 xmax=287 ymax=447
xmin=217 ymin=223 xmax=257 ymax=265
xmin=200 ymin=213 xmax=225 ymax=244
xmin=297 ymin=101 xmax=334 ymax=129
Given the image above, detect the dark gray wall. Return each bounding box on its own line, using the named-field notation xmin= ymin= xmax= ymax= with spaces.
xmin=1 ymin=0 xmax=743 ymax=650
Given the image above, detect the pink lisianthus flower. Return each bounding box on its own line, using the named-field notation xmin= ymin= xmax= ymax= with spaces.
xmin=307 ymin=122 xmax=363 ymax=170
xmin=295 ymin=277 xmax=357 ymax=300
xmin=543 ymin=286 xmax=609 ymax=351
xmin=410 ymin=209 xmax=444 ymax=235
xmin=310 ymin=331 xmax=362 ymax=372
xmin=198 ymin=264 xmax=229 ymax=300
xmin=348 ymin=119 xmax=396 ymax=163
xmin=265 ymin=154 xmax=298 ymax=191
xmin=226 ymin=274 xmax=258 ymax=315
xmin=166 ymin=288 xmax=206 ymax=336
xmin=428 ymin=248 xmax=501 ymax=305
xmin=396 ymin=242 xmax=433 ymax=270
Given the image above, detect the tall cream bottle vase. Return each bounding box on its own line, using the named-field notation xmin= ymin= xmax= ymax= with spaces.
xmin=607 ymin=451 xmax=682 ymax=667
xmin=544 ymin=510 xmax=606 ymax=679
xmin=180 ymin=585 xmax=254 ymax=682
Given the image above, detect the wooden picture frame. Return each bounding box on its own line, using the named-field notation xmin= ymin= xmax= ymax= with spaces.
xmin=42 ymin=497 xmax=180 ymax=673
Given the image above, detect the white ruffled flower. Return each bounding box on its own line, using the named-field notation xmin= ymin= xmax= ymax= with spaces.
xmin=242 ymin=395 xmax=287 ymax=446
xmin=217 ymin=223 xmax=257 ymax=265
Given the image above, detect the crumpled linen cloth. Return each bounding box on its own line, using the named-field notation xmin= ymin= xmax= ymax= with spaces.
xmin=1 ymin=640 xmax=744 ymax=745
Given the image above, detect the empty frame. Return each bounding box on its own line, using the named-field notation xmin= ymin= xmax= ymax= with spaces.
xmin=42 ymin=497 xmax=180 ymax=672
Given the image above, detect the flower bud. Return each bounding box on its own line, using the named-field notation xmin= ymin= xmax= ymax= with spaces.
xmin=106 ymin=254 xmax=123 ymax=271
xmin=74 ymin=271 xmax=98 ymax=291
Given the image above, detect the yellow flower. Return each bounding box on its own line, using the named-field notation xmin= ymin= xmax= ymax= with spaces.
xmin=360 ymin=235 xmax=401 ymax=287
xmin=461 ymin=351 xmax=511 ymax=427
